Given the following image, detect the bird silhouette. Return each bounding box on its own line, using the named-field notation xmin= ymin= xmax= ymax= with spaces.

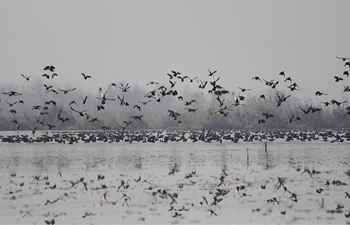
xmin=78 ymin=96 xmax=87 ymax=105
xmin=43 ymin=65 xmax=55 ymax=72
xmin=21 ymin=74 xmax=34 ymax=81
xmin=252 ymin=76 xmax=262 ymax=82
xmin=208 ymin=68 xmax=217 ymax=76
xmin=43 ymin=84 xmax=53 ymax=90
xmin=334 ymin=76 xmax=343 ymax=82
xmin=81 ymin=73 xmax=91 ymax=80
xmin=119 ymin=83 xmax=131 ymax=92
xmin=57 ymin=87 xmax=77 ymax=94
xmin=336 ymin=56 xmax=350 ymax=61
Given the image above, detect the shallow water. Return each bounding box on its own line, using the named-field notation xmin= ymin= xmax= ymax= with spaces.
xmin=1 ymin=132 xmax=350 ymax=224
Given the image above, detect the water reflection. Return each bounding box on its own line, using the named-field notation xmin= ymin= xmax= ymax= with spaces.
xmin=1 ymin=141 xmax=350 ymax=175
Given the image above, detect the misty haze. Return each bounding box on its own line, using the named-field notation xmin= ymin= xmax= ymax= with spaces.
xmin=0 ymin=1 xmax=350 ymax=225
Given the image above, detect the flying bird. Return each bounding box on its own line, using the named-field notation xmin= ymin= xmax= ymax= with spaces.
xmin=119 ymin=83 xmax=131 ymax=92
xmin=237 ymin=87 xmax=252 ymax=92
xmin=81 ymin=96 xmax=88 ymax=104
xmin=57 ymin=87 xmax=77 ymax=94
xmin=81 ymin=73 xmax=91 ymax=80
xmin=43 ymin=65 xmax=55 ymax=72
xmin=21 ymin=74 xmax=34 ymax=81
xmin=252 ymin=76 xmax=262 ymax=82
xmin=43 ymin=84 xmax=53 ymax=90
xmin=334 ymin=76 xmax=343 ymax=82
xmin=42 ymin=74 xmax=50 ymax=79
xmin=336 ymin=56 xmax=350 ymax=61
xmin=208 ymin=68 xmax=217 ymax=76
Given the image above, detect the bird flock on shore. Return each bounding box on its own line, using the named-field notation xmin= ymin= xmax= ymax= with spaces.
xmin=0 ymin=56 xmax=350 ymax=133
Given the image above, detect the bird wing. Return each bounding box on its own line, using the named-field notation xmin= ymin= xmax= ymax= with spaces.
xmin=70 ymin=107 xmax=79 ymax=113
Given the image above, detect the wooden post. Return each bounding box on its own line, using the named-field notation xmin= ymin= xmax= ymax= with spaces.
xmin=246 ymin=147 xmax=249 ymax=170
xmin=265 ymin=139 xmax=269 ymax=169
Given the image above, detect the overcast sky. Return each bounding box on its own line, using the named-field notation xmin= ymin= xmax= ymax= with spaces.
xmin=0 ymin=0 xmax=349 ymax=101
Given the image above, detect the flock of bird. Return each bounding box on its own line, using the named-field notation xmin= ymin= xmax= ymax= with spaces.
xmin=0 ymin=57 xmax=350 ymax=224
xmin=0 ymin=56 xmax=350 ymax=133
xmin=0 ymin=127 xmax=350 ymax=144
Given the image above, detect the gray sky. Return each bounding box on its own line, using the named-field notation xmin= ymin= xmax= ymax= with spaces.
xmin=1 ymin=0 xmax=349 ymax=101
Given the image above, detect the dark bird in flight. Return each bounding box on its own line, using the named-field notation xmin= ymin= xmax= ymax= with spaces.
xmin=271 ymin=81 xmax=279 ymax=89
xmin=130 ymin=115 xmax=143 ymax=121
xmin=133 ymin=105 xmax=141 ymax=111
xmin=336 ymin=56 xmax=350 ymax=61
xmin=262 ymin=78 xmax=274 ymax=86
xmin=275 ymin=93 xmax=291 ymax=107
xmin=279 ymin=71 xmax=285 ymax=77
xmin=237 ymin=87 xmax=251 ymax=92
xmin=81 ymin=73 xmax=91 ymax=80
xmin=70 ymin=107 xmax=89 ymax=117
xmin=42 ymin=74 xmax=50 ymax=79
xmin=46 ymin=89 xmax=58 ymax=95
xmin=284 ymin=77 xmax=292 ymax=82
xmin=43 ymin=65 xmax=55 ymax=72
xmin=209 ymin=209 xmax=218 ymax=217
xmin=187 ymin=76 xmax=198 ymax=82
xmin=258 ymin=119 xmax=265 ymax=124
xmin=208 ymin=68 xmax=217 ymax=76
xmin=81 ymin=96 xmax=88 ymax=104
xmin=29 ymin=126 xmax=37 ymax=135
xmin=89 ymin=117 xmax=101 ymax=123
xmin=119 ymin=83 xmax=131 ymax=92
xmin=176 ymin=75 xmax=187 ymax=82
xmin=171 ymin=70 xmax=181 ymax=77
xmin=184 ymin=107 xmax=198 ymax=113
xmin=315 ymin=91 xmax=327 ymax=96
xmin=58 ymin=87 xmax=77 ymax=94
xmin=262 ymin=113 xmax=274 ymax=119
xmin=58 ymin=117 xmax=70 ymax=123
xmin=82 ymin=212 xmax=92 ymax=218
xmin=147 ymin=81 xmax=159 ymax=85
xmin=5 ymin=101 xmax=17 ymax=107
xmin=342 ymin=85 xmax=350 ymax=92
xmin=44 ymin=219 xmax=55 ymax=225
xmin=134 ymin=176 xmax=141 ymax=183
xmin=252 ymin=76 xmax=261 ymax=82
xmin=43 ymin=84 xmax=53 ymax=90
xmin=169 ymin=80 xmax=176 ymax=88
xmin=2 ymin=91 xmax=22 ymax=96
xmin=198 ymin=80 xmax=208 ymax=89
xmin=168 ymin=109 xmax=181 ymax=120
xmin=287 ymin=84 xmax=300 ymax=91
xmin=46 ymin=124 xmax=56 ymax=129
xmin=334 ymin=76 xmax=343 ymax=82
xmin=344 ymin=107 xmax=350 ymax=116
xmin=139 ymin=100 xmax=151 ymax=105
xmin=21 ymin=74 xmax=34 ymax=81
xmin=184 ymin=99 xmax=198 ymax=105
xmin=69 ymin=101 xmax=78 ymax=106
xmin=330 ymin=99 xmax=347 ymax=106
